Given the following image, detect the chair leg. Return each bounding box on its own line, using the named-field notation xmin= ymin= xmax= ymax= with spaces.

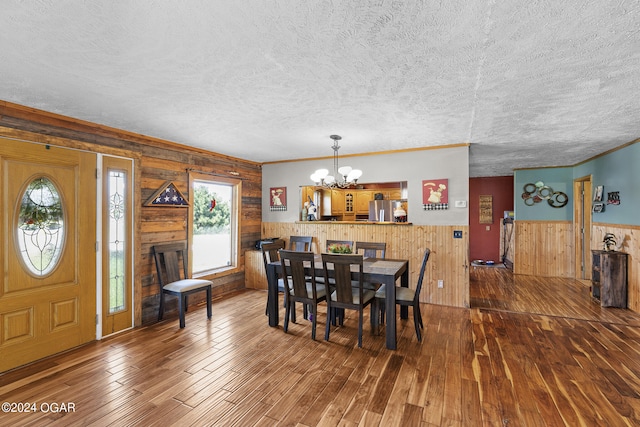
xmin=158 ymin=293 xmax=165 ymax=321
xmin=206 ymin=287 xmax=212 ymax=320
xmin=357 ymin=309 xmax=364 ymax=348
xmin=416 ymin=303 xmax=423 ymax=329
xmin=325 ymin=304 xmax=332 ymax=341
xmin=413 ymin=305 xmax=422 ymax=342
xmin=179 ymin=294 xmax=186 ymax=328
xmin=283 ymin=295 xmax=290 ymax=333
xmin=370 ymin=304 xmax=377 ymax=335
xmin=311 ymin=304 xmax=317 ymax=340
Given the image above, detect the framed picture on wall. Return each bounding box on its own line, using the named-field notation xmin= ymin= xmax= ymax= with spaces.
xmin=422 ymin=179 xmax=449 ymax=210
xmin=593 ymin=185 xmax=604 ymax=202
xmin=479 ymin=195 xmax=493 ymax=224
xmin=270 ymin=187 xmax=287 ymax=211
xmin=593 ymin=202 xmax=605 ymax=213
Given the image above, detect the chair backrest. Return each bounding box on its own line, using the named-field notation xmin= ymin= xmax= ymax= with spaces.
xmin=279 ymin=250 xmax=318 ymax=299
xmin=152 ymin=242 xmax=188 ymax=287
xmin=321 ymin=253 xmax=364 ymax=306
xmin=289 ymin=235 xmax=313 ymax=252
xmin=355 ymin=241 xmax=386 ymax=259
xmin=414 ymin=248 xmax=431 ymax=302
xmin=325 ymin=239 xmax=354 ymax=254
xmin=261 ymin=240 xmax=286 ymax=271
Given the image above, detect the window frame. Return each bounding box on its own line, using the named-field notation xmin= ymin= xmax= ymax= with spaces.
xmin=188 ymin=171 xmax=241 ymax=280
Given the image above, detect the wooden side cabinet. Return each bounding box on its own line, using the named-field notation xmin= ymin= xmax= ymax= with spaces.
xmin=591 ymin=250 xmax=628 ymax=308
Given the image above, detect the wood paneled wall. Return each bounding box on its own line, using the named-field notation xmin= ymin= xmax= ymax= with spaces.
xmin=592 ymin=223 xmax=640 ymax=313
xmin=0 ymin=101 xmax=262 ymax=326
xmin=261 ymin=222 xmax=470 ymax=308
xmin=513 ymin=220 xmax=574 ymax=277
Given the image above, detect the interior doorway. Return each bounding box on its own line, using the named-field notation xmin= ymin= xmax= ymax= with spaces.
xmin=573 ymin=176 xmax=592 ymax=282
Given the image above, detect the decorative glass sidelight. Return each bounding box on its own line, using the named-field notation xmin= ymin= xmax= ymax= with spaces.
xmin=108 ymin=170 xmax=126 ymax=313
xmin=17 ymin=177 xmax=65 ymax=276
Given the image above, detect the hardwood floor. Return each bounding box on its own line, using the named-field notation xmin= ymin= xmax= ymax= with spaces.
xmin=2 ymin=268 xmax=640 ymax=426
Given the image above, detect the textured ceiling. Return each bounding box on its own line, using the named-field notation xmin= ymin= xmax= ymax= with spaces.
xmin=1 ymin=1 xmax=639 ymax=176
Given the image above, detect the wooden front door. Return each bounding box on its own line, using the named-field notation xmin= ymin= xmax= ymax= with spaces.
xmin=0 ymin=138 xmax=96 ymax=372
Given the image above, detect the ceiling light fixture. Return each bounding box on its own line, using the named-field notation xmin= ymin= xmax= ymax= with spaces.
xmin=310 ymin=135 xmax=362 ymax=188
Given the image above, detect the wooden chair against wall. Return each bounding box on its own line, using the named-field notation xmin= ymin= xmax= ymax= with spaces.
xmin=322 ymin=253 xmax=376 ymax=348
xmin=152 ymin=242 xmax=213 ymax=328
xmin=279 ymin=250 xmax=326 ymax=340
xmin=376 ymin=248 xmax=430 ymax=342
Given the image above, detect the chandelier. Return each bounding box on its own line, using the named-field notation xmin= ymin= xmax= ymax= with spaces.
xmin=310 ymin=135 xmax=362 ymax=188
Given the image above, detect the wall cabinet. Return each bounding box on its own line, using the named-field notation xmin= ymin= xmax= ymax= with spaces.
xmin=344 ymin=192 xmax=354 ymax=213
xmin=355 ymin=190 xmax=372 ymax=214
xmin=591 ymin=250 xmax=627 ymax=308
xmin=385 ymin=188 xmax=403 ymax=200
xmin=320 ymin=189 xmax=345 ymax=216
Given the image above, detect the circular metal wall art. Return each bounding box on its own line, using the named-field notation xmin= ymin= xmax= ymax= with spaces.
xmin=548 ymin=191 xmax=568 ymax=208
xmin=522 ymin=182 xmax=568 ymax=208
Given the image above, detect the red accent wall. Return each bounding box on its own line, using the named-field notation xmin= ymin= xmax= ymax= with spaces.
xmin=469 ymin=176 xmax=514 ymax=263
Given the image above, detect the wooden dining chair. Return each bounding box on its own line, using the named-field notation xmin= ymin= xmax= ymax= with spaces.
xmin=289 ymin=235 xmax=314 ymax=318
xmin=322 ymin=253 xmax=376 ymax=348
xmin=289 ymin=235 xmax=313 ymax=252
xmin=261 ymin=239 xmax=294 ymax=318
xmin=279 ymin=250 xmax=327 ymax=340
xmin=152 ymin=242 xmax=213 ymax=328
xmin=376 ymin=248 xmax=430 ymax=342
xmin=355 ymin=241 xmax=386 ymax=259
xmin=355 ymin=241 xmax=387 ymax=290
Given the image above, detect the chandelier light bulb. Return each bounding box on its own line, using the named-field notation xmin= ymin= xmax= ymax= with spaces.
xmin=347 ymin=169 xmax=362 ymax=182
xmin=338 ymin=166 xmax=352 ymax=177
xmin=315 ymin=168 xmax=329 ymax=179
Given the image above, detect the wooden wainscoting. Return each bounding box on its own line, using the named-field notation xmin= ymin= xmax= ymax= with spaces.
xmin=514 ymin=220 xmax=574 ymax=278
xmin=260 ymin=222 xmax=470 ymax=308
xmin=592 ymin=223 xmax=640 ymax=313
xmin=245 ymin=250 xmax=267 ymax=290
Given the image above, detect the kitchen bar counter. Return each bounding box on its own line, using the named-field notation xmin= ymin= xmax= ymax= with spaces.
xmin=295 ymin=220 xmax=412 ymax=225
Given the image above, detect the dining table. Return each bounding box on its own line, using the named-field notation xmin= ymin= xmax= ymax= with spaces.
xmin=266 ymin=254 xmax=409 ymax=350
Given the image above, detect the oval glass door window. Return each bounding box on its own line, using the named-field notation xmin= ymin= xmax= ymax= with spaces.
xmin=17 ymin=176 xmax=65 ymax=276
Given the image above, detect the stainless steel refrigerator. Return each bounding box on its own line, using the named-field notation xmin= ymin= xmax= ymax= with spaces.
xmin=368 ymin=200 xmax=394 ymax=222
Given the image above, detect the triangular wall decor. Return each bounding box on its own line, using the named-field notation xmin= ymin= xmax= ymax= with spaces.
xmin=144 ymin=181 xmax=189 ymax=207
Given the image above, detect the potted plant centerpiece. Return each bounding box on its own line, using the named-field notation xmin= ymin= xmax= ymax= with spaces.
xmin=327 ymin=243 xmax=352 ymax=254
